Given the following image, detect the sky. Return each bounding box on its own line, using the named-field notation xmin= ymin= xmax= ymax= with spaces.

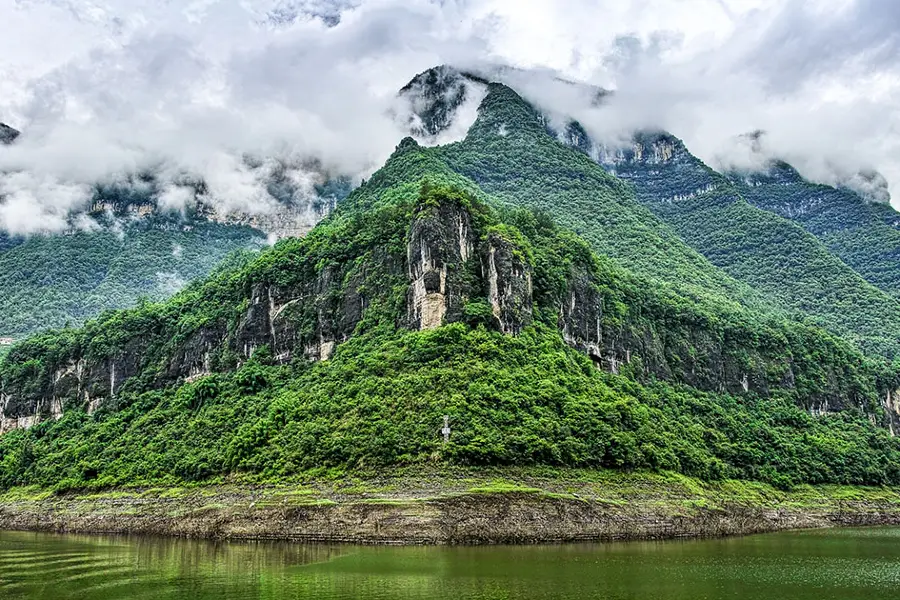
xmin=0 ymin=0 xmax=899 ymax=233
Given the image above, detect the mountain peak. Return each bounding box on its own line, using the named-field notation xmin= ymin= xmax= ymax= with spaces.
xmin=397 ymin=66 xmax=489 ymax=143
xmin=0 ymin=123 xmax=19 ymax=145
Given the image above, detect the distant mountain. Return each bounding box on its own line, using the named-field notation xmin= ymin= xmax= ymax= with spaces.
xmin=0 ymin=124 xmax=18 ymax=145
xmin=573 ymin=128 xmax=900 ymax=358
xmin=726 ymin=160 xmax=900 ymax=301
xmin=0 ymin=134 xmax=351 ymax=337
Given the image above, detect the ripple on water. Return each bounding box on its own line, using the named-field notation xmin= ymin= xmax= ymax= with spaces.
xmin=1 ymin=528 xmax=900 ymax=600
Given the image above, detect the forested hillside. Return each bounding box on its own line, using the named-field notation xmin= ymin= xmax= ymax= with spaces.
xmin=400 ymin=68 xmax=900 ymax=359
xmin=1 ymin=127 xmax=899 ymax=492
xmin=0 ymin=217 xmax=262 ymax=336
xmin=577 ymin=129 xmax=900 ymax=358
xmin=0 ymin=129 xmax=348 ymax=338
xmin=728 ymin=161 xmax=900 ymax=301
xmin=0 ymin=69 xmax=899 ymax=496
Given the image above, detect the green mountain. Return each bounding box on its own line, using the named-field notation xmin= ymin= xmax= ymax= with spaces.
xmin=1 ymin=80 xmax=899 ymax=493
xmin=423 ymin=83 xmax=766 ymax=311
xmin=0 ymin=131 xmax=349 ymax=339
xmin=0 ymin=216 xmax=262 ymax=337
xmin=727 ymin=160 xmax=900 ymax=301
xmin=566 ymin=128 xmax=900 ymax=359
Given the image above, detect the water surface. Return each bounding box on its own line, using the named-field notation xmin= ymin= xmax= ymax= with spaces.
xmin=1 ymin=528 xmax=899 ymax=599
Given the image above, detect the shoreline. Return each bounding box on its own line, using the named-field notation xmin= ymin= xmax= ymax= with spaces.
xmin=2 ymin=470 xmax=900 ymax=545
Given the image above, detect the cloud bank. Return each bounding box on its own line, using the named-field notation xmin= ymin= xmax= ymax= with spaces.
xmin=0 ymin=0 xmax=899 ymax=234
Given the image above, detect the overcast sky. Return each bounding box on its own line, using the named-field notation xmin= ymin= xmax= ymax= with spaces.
xmin=0 ymin=0 xmax=899 ymax=232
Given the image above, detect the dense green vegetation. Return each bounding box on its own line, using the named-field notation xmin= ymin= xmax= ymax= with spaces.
xmin=1 ymin=135 xmax=899 ymax=493
xmin=649 ymin=187 xmax=900 ymax=358
xmin=3 ymin=321 xmax=899 ymax=492
xmin=728 ymin=162 xmax=900 ymax=301
xmin=431 ymin=84 xmax=769 ymax=312
xmin=562 ymin=128 xmax=900 ymax=358
xmin=0 ymin=217 xmax=263 ymax=337
xmin=0 ymin=78 xmax=899 ymax=498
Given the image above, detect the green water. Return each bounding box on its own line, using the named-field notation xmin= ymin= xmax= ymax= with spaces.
xmin=1 ymin=528 xmax=899 ymax=599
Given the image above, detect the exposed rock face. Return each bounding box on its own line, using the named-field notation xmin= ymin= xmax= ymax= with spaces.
xmin=482 ymin=233 xmax=532 ymax=335
xmin=397 ymin=66 xmax=489 ymax=144
xmin=0 ymin=123 xmax=18 ymax=145
xmin=558 ymin=265 xmax=780 ymax=397
xmin=198 ymin=196 xmax=337 ymax=241
xmin=884 ymin=390 xmax=900 ymax=436
xmin=581 ymin=128 xmax=730 ymax=205
xmin=407 ymin=201 xmax=474 ymax=330
xmin=406 ymin=200 xmax=533 ymax=334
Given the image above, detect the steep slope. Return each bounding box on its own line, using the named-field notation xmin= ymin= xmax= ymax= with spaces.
xmin=727 ymin=161 xmax=900 ymax=300
xmin=0 ymin=140 xmax=349 ymax=337
xmin=0 ymin=140 xmax=899 ymax=492
xmin=400 ymin=70 xmax=900 ymax=358
xmin=573 ymin=128 xmax=900 ymax=358
xmin=425 ymin=83 xmax=769 ymax=312
xmin=0 ymin=216 xmax=262 ymax=336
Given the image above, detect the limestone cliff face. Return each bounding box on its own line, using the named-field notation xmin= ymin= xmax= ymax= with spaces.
xmin=0 ymin=340 xmax=148 ymax=434
xmin=557 ymin=262 xmax=785 ymax=398
xmin=481 ymin=233 xmax=532 ymax=335
xmin=407 ymin=201 xmax=474 ymax=330
xmin=406 ymin=201 xmax=533 ymax=334
xmin=883 ymin=390 xmax=900 ymax=436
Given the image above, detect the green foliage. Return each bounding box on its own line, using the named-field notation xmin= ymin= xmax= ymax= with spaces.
xmin=0 ymin=216 xmax=262 ymax=338
xmin=0 ymin=83 xmax=898 ymax=496
xmin=1 ymin=323 xmax=898 ymax=492
xmin=730 ymin=163 xmax=900 ymax=302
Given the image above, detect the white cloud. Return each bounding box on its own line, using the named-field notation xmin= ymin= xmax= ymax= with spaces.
xmin=0 ymin=0 xmax=898 ymax=234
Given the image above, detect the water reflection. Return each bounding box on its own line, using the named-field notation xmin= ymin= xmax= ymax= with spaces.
xmin=0 ymin=528 xmax=899 ymax=599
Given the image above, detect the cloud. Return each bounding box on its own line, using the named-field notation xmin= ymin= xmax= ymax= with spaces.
xmin=1 ymin=0 xmax=899 ymax=236
xmin=0 ymin=0 xmax=488 ymax=233
xmin=468 ymin=0 xmax=900 ymax=204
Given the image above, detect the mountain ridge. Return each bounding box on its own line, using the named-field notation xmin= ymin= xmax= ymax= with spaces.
xmin=727 ymin=159 xmax=900 ymax=302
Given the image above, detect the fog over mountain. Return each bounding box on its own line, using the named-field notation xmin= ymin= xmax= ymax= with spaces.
xmin=2 ymin=0 xmax=900 ymax=235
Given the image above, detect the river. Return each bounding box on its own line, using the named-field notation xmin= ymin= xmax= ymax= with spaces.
xmin=1 ymin=528 xmax=898 ymax=599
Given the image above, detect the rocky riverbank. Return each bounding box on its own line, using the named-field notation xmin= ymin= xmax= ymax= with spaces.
xmin=2 ymin=469 xmax=899 ymax=544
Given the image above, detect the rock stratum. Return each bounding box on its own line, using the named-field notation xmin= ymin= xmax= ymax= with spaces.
xmin=2 ymin=470 xmax=900 ymax=545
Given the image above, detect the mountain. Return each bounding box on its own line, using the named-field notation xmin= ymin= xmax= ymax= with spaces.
xmin=0 ymin=139 xmax=350 ymax=338
xmin=574 ymin=130 xmax=900 ymax=359
xmin=1 ymin=76 xmax=899 ymax=494
xmin=0 ymin=124 xmax=18 ymax=145
xmin=727 ymin=160 xmax=900 ymax=301
xmin=398 ymin=67 xmax=900 ymax=359
xmin=402 ymin=76 xmax=766 ymax=311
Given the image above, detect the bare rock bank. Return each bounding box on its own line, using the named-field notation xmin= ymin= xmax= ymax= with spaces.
xmin=2 ymin=472 xmax=900 ymax=544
